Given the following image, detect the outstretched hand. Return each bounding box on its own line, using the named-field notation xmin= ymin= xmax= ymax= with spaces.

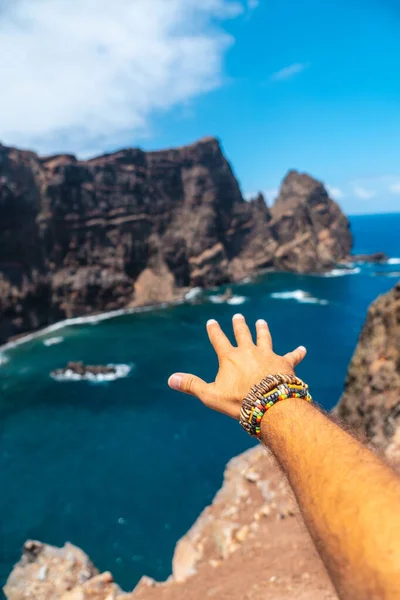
xmin=168 ymin=313 xmax=307 ymax=420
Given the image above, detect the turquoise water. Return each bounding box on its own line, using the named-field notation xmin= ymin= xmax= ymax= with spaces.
xmin=0 ymin=213 xmax=399 ymax=592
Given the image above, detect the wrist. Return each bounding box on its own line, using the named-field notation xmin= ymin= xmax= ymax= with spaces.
xmin=260 ymin=398 xmax=316 ymax=459
xmin=239 ymin=374 xmax=312 ymax=439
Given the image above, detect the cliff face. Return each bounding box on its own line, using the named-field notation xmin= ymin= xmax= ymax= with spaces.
xmin=335 ymin=281 xmax=400 ymax=449
xmin=271 ymin=171 xmax=352 ymax=272
xmin=0 ymin=138 xmax=352 ymax=342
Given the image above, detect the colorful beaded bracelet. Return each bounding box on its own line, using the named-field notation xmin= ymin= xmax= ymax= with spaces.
xmin=239 ymin=373 xmax=312 ymax=439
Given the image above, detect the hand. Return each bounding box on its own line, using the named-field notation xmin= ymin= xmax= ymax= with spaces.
xmin=168 ymin=313 xmax=307 ymax=420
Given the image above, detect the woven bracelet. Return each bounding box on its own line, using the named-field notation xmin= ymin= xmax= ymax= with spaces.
xmin=239 ymin=373 xmax=312 ymax=439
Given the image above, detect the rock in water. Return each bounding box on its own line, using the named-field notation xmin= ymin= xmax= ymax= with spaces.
xmin=0 ymin=139 xmax=353 ymax=343
xmin=50 ymin=362 xmax=123 ymax=382
xmin=352 ymin=251 xmax=388 ymax=263
xmin=52 ymin=362 xmax=117 ymax=377
xmin=335 ymin=281 xmax=400 ymax=449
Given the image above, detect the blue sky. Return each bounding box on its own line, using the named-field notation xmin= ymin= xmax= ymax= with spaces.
xmin=0 ymin=0 xmax=399 ymax=214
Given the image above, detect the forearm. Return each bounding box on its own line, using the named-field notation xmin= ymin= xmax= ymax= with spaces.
xmin=261 ymin=399 xmax=400 ymax=600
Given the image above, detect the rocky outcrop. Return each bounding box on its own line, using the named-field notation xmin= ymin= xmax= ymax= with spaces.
xmin=335 ymin=281 xmax=400 ymax=449
xmin=352 ymin=252 xmax=388 ymax=264
xmin=270 ymin=171 xmax=352 ymax=272
xmin=51 ymin=362 xmax=118 ymax=379
xmin=0 ymin=139 xmax=352 ymax=343
xmin=2 ymin=540 xmax=112 ymax=600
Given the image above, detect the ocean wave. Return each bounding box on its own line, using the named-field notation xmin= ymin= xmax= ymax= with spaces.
xmin=209 ymin=294 xmax=247 ymax=305
xmin=387 ymin=258 xmax=400 ymax=265
xmin=0 ymin=312 xmax=126 ymax=352
xmin=227 ymin=295 xmax=247 ymax=306
xmin=322 ymin=267 xmax=361 ymax=278
xmin=373 ymin=271 xmax=400 ymax=278
xmin=270 ymin=290 xmax=328 ymax=305
xmin=51 ymin=364 xmax=132 ymax=383
xmin=0 ymin=354 xmax=8 ymax=366
xmin=0 ymin=302 xmax=180 ymax=352
xmin=43 ymin=336 xmax=64 ymax=347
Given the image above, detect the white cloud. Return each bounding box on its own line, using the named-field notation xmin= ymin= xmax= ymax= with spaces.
xmin=271 ymin=62 xmax=310 ymax=82
xmin=0 ymin=0 xmax=244 ymax=155
xmin=326 ymin=185 xmax=344 ymax=201
xmin=353 ymin=186 xmax=377 ymax=200
xmin=389 ymin=183 xmax=400 ymax=194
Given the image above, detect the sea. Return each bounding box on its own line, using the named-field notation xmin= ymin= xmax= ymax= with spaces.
xmin=0 ymin=213 xmax=399 ymax=592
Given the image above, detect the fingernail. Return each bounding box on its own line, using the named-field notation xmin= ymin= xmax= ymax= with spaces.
xmin=168 ymin=374 xmax=182 ymax=390
xmin=233 ymin=313 xmax=244 ymax=320
xmin=256 ymin=319 xmax=267 ymax=325
xmin=207 ymin=319 xmax=217 ymax=326
xmin=298 ymin=346 xmax=307 ymax=353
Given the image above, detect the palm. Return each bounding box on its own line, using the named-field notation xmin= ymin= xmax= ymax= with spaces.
xmin=169 ymin=314 xmax=306 ymax=420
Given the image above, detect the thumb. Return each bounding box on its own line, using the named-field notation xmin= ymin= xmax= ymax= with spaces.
xmin=284 ymin=345 xmax=307 ymax=368
xmin=168 ymin=372 xmax=209 ymax=400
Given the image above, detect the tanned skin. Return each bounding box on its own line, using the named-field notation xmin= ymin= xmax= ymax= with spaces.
xmin=168 ymin=314 xmax=400 ymax=600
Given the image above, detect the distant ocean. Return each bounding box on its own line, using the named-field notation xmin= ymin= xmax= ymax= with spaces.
xmin=0 ymin=213 xmax=399 ymax=592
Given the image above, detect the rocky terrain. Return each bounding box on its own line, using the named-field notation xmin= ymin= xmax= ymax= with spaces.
xmin=335 ymin=280 xmax=400 ymax=450
xmin=4 ymin=281 xmax=399 ymax=600
xmin=0 ymin=137 xmax=353 ymax=343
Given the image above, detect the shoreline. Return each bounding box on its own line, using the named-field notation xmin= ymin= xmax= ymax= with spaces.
xmin=0 ymin=298 xmax=184 ymax=354
xmin=1 ymin=257 xmax=398 ymax=354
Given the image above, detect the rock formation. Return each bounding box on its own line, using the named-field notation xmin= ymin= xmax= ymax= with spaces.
xmin=352 ymin=252 xmax=388 ymax=264
xmin=51 ymin=362 xmax=118 ymax=379
xmin=270 ymin=171 xmax=352 ymax=273
xmin=335 ymin=281 xmax=400 ymax=449
xmin=3 ymin=541 xmax=124 ymax=600
xmin=0 ymin=138 xmax=353 ymax=343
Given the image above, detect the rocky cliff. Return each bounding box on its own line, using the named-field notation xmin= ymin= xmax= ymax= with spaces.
xmin=270 ymin=171 xmax=352 ymax=272
xmin=0 ymin=138 xmax=352 ymax=343
xmin=335 ymin=281 xmax=400 ymax=450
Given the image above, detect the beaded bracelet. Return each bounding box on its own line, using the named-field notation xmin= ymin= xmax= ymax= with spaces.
xmin=239 ymin=373 xmax=312 ymax=439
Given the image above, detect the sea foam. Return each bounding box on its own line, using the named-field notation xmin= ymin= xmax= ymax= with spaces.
xmin=227 ymin=295 xmax=247 ymax=306
xmin=43 ymin=336 xmax=64 ymax=347
xmin=209 ymin=294 xmax=247 ymax=305
xmin=270 ymin=290 xmax=328 ymax=305
xmin=322 ymin=267 xmax=361 ymax=277
xmin=373 ymin=271 xmax=400 ymax=278
xmin=51 ymin=364 xmax=132 ymax=383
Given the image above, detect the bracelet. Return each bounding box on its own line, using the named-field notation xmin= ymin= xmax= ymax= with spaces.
xmin=239 ymin=373 xmax=312 ymax=439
